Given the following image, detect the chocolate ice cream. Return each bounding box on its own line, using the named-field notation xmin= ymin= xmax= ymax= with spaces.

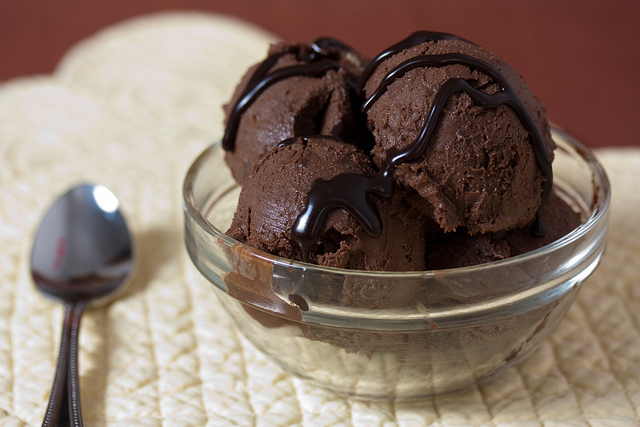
xmin=359 ymin=31 xmax=554 ymax=235
xmin=426 ymin=192 xmax=582 ymax=269
xmin=221 ymin=31 xmax=580 ymax=273
xmin=222 ymin=39 xmax=369 ymax=183
xmin=226 ymin=135 xmax=427 ymax=271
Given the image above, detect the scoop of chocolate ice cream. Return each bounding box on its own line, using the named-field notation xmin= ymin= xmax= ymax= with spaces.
xmin=360 ymin=31 xmax=555 ymax=235
xmin=222 ymin=39 xmax=369 ymax=183
xmin=226 ymin=136 xmax=427 ymax=271
xmin=426 ymin=191 xmax=582 ymax=269
xmin=504 ymin=190 xmax=583 ymax=256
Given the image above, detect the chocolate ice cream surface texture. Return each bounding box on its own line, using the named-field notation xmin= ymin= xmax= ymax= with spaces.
xmin=223 ymin=39 xmax=368 ymax=184
xmin=222 ymin=31 xmax=580 ymax=271
xmin=226 ymin=136 xmax=427 ymax=271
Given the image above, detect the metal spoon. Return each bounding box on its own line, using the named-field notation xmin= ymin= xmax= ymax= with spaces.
xmin=31 ymin=184 xmax=134 ymax=427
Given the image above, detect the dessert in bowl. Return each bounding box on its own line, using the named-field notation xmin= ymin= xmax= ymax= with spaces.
xmin=183 ymin=32 xmax=610 ymax=400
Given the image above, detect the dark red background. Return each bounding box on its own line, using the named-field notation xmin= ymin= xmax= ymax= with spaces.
xmin=1 ymin=0 xmax=638 ymax=148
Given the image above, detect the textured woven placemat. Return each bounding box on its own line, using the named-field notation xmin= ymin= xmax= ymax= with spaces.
xmin=1 ymin=12 xmax=639 ymax=426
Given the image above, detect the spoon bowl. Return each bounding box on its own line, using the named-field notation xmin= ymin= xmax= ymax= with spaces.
xmin=31 ymin=183 xmax=134 ymax=426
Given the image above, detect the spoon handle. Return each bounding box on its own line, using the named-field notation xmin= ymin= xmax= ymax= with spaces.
xmin=67 ymin=301 xmax=85 ymax=427
xmin=41 ymin=304 xmax=73 ymax=426
xmin=41 ymin=302 xmax=85 ymax=427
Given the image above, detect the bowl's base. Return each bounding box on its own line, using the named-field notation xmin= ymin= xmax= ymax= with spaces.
xmin=214 ymin=283 xmax=580 ymax=401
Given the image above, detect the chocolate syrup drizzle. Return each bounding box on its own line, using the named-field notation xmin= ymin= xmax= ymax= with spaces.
xmin=222 ymin=32 xmax=553 ymax=261
xmin=222 ymin=39 xmax=356 ymax=151
xmin=361 ymin=52 xmax=552 ymax=187
xmin=356 ymin=30 xmax=467 ymax=97
xmin=282 ymin=135 xmax=395 ymax=259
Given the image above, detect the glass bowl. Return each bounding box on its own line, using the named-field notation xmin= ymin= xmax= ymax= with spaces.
xmin=183 ymin=128 xmax=610 ymax=400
